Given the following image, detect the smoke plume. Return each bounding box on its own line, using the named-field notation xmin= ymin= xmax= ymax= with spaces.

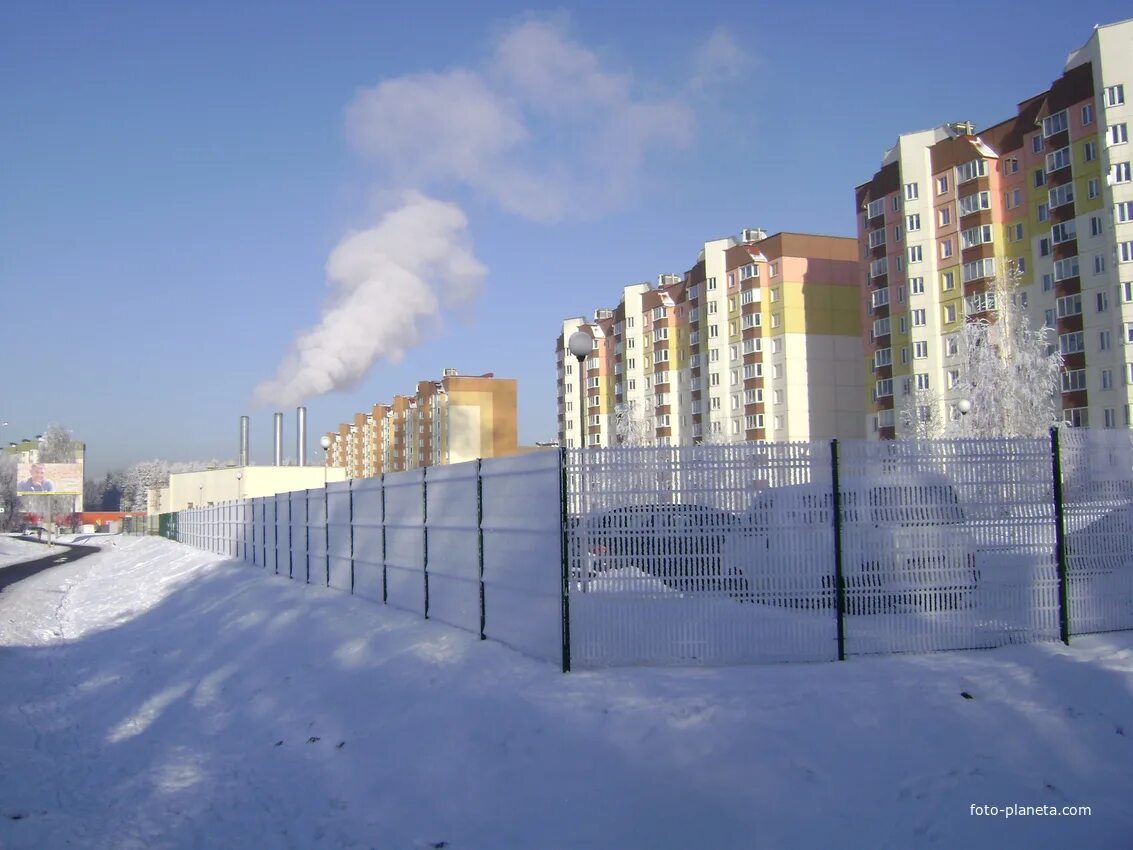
xmin=253 ymin=192 xmax=485 ymax=408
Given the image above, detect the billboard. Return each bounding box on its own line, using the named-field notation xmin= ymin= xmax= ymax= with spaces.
xmin=17 ymin=462 xmax=83 ymax=496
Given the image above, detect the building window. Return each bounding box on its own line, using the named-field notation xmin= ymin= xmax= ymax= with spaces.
xmin=940 ymin=239 xmax=953 ymax=259
xmin=1113 ymin=162 xmax=1132 ymax=184
xmin=906 ymin=213 xmax=921 ymax=231
xmin=1120 ymin=242 xmax=1133 ymax=263
xmin=1095 ymin=255 xmax=1106 ymax=275
xmin=1082 ymin=104 xmax=1094 ymax=125
xmin=1039 ymin=237 xmax=1051 ymax=257
xmin=1059 ymin=331 xmax=1085 ymax=354
xmin=911 ymin=308 xmax=926 ymax=327
xmin=1054 ymin=263 xmax=1081 ymax=298
xmin=1003 ymin=157 xmax=1019 ymax=174
xmin=944 ymin=304 xmax=957 ymax=323
xmin=1062 ymin=369 xmax=1087 ymax=392
xmin=1046 ymin=146 xmax=1071 ymax=172
xmin=1103 ymin=369 xmax=1114 ymax=390
xmin=1049 ymin=182 xmax=1075 ymax=209
xmin=1037 ymin=202 xmax=1049 ymax=222
xmin=936 ymin=175 xmax=949 ymax=194
xmin=910 ymin=277 xmax=925 ymax=295
xmin=1009 ymin=222 xmax=1024 ymax=242
xmin=1098 ymin=290 xmax=1110 ymax=312
xmin=1084 ymin=141 xmax=1098 ymax=162
xmin=915 ymin=373 xmax=930 ymax=390
xmin=1104 ymin=84 xmax=1126 ymax=108
xmin=908 ymin=245 xmax=923 ymax=263
xmin=1042 ymin=273 xmax=1053 ymax=292
xmin=961 ymin=224 xmax=993 ymax=249
xmin=867 ymin=198 xmax=885 ymax=219
xmin=1064 ymin=408 xmax=1089 ymax=427
xmin=1034 ymin=168 xmax=1046 ymax=188
xmin=1052 ymin=220 xmax=1077 ymax=244
xmin=1032 ymin=134 xmax=1043 ymax=154
xmin=942 ymin=271 xmax=955 ymax=291
xmin=1100 ymin=330 xmax=1112 ymax=351
xmin=1116 ymin=201 xmax=1133 ymax=223
xmin=939 ymin=206 xmax=951 ymax=226
xmin=959 ymin=191 xmax=991 ymax=215
xmin=1091 ymin=215 xmax=1104 ymax=236
xmin=1088 ymin=178 xmax=1100 ymax=199
xmin=913 ymin=340 xmax=928 ymax=359
xmin=1056 ymin=293 xmax=1082 ymax=318
xmin=1110 ymin=123 xmax=1129 ymax=145
xmin=1005 ymin=188 xmax=1023 ymax=210
xmin=956 ymin=160 xmax=988 ymax=183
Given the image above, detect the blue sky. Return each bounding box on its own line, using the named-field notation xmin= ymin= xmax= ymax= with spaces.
xmin=2 ymin=0 xmax=1129 ymax=477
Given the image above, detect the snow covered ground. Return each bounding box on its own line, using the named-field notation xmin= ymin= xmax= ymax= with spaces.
xmin=0 ymin=534 xmax=51 ymax=569
xmin=1 ymin=536 xmax=1131 ymax=849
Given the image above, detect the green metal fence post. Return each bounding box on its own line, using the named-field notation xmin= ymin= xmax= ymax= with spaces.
xmin=423 ymin=467 xmax=429 ymax=620
xmin=477 ymin=458 xmax=486 ymax=640
xmin=1051 ymin=426 xmax=1071 ymax=645
xmin=349 ymin=479 xmax=355 ymax=595
xmin=381 ymin=473 xmax=388 ymax=604
xmin=559 ymin=447 xmax=572 ymax=673
xmin=830 ymin=439 xmax=847 ymax=662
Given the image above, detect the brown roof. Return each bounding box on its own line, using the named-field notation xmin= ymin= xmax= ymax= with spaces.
xmin=978 ymin=92 xmax=1045 ymax=155
xmin=756 ymin=232 xmax=859 ymax=262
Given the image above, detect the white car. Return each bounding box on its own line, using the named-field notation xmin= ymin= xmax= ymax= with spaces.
xmin=725 ymin=473 xmax=979 ymax=614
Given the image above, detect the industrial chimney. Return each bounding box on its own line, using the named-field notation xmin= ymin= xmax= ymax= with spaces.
xmin=239 ymin=416 xmax=250 ymax=467
xmin=273 ymin=413 xmax=283 ymax=466
xmin=296 ymin=406 xmax=307 ymax=466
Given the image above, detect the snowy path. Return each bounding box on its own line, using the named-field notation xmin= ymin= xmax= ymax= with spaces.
xmin=0 ymin=536 xmax=1131 ymax=849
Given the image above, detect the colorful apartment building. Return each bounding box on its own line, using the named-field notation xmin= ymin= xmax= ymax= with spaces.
xmin=556 ymin=229 xmax=865 ymax=447
xmin=856 ymin=19 xmax=1133 ymax=437
xmin=324 ymin=370 xmax=519 ymax=476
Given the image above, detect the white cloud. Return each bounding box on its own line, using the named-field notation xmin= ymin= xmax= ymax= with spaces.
xmin=253 ymin=192 xmax=486 ymax=409
xmin=689 ymin=26 xmax=748 ymax=90
xmin=344 ymin=18 xmax=698 ymax=221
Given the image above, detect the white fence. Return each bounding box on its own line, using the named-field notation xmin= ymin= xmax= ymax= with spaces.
xmin=174 ymin=452 xmax=567 ymax=666
xmin=167 ymin=432 xmax=1133 ymax=670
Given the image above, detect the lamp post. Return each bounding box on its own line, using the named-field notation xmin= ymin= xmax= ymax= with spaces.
xmin=568 ymin=331 xmax=592 ymax=451
xmin=957 ymin=398 xmax=971 ymax=435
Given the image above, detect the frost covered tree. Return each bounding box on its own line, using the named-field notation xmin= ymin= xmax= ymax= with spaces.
xmin=120 ymin=460 xmax=172 ymax=512
xmin=897 ymin=388 xmax=947 ymax=441
xmin=0 ymin=454 xmax=17 ymax=530
xmin=943 ymin=263 xmax=1063 ymax=438
xmin=613 ymin=401 xmax=654 ymax=447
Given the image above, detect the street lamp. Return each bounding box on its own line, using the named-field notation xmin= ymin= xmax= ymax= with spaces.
xmin=568 ymin=331 xmax=592 ymax=451
xmin=957 ymin=399 xmax=971 ymax=416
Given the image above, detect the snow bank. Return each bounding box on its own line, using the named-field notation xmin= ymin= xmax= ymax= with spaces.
xmin=0 ymin=537 xmax=1131 ymax=849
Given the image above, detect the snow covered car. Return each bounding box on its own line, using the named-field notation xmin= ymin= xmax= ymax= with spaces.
xmin=724 ymin=473 xmax=979 ymax=614
xmin=572 ymin=503 xmax=748 ymax=595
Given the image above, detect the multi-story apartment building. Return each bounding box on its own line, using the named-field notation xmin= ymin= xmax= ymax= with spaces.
xmin=556 ymin=229 xmax=865 ymax=447
xmin=324 ymin=370 xmax=519 ymax=476
xmin=857 ymin=19 xmax=1133 ymax=437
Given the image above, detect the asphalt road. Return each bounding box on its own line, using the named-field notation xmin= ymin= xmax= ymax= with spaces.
xmin=0 ymin=540 xmax=102 ymax=593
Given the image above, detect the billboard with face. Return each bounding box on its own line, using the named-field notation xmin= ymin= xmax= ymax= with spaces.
xmin=17 ymin=462 xmax=83 ymax=496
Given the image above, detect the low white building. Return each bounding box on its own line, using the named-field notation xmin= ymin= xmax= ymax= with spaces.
xmin=149 ymin=465 xmax=348 ymax=514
